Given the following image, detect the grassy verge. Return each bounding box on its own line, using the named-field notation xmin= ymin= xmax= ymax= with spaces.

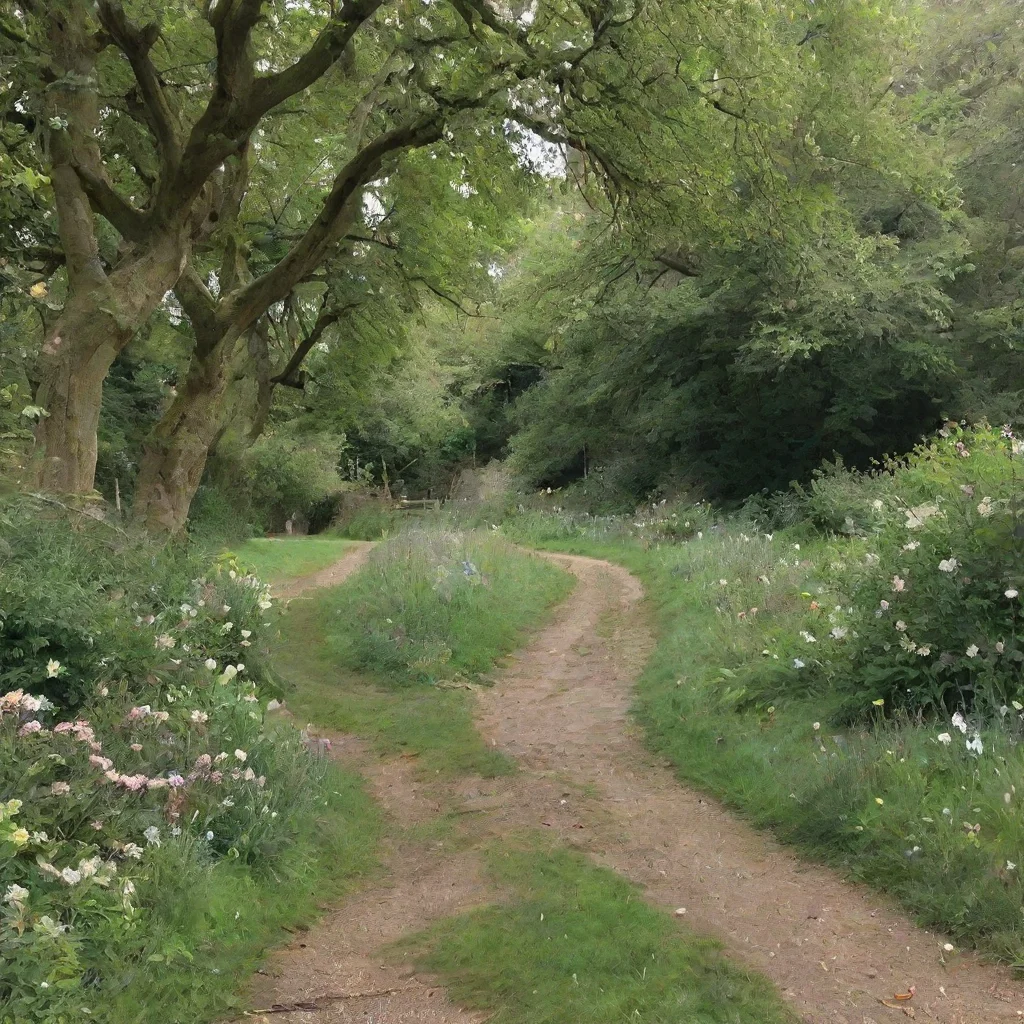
xmin=275 ymin=528 xmax=573 ymax=777
xmin=402 ymin=837 xmax=797 ymax=1024
xmin=503 ymin=521 xmax=1024 ymax=964
xmin=233 ymin=536 xmax=353 ymax=584
xmin=102 ymin=766 xmax=380 ymax=1024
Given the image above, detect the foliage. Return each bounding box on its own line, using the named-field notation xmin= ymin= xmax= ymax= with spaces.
xmin=405 ymin=839 xmax=798 ymax=1024
xmin=0 ymin=501 xmax=379 ymax=1022
xmin=0 ymin=496 xmax=273 ymax=712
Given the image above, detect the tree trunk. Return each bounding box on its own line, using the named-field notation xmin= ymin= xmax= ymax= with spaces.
xmin=131 ymin=339 xmax=237 ymax=533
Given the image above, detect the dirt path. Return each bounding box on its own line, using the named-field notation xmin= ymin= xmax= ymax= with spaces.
xmin=274 ymin=542 xmax=375 ymax=600
xmin=246 ymin=549 xmax=1024 ymax=1024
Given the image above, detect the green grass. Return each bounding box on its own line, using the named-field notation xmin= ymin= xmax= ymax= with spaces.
xmin=502 ymin=518 xmax=1024 ymax=964
xmin=101 ymin=766 xmax=381 ymax=1024
xmin=232 ymin=536 xmax=353 ymax=584
xmin=324 ymin=528 xmax=574 ymax=685
xmin=271 ymin=526 xmax=572 ymax=778
xmin=402 ymin=838 xmax=797 ymax=1024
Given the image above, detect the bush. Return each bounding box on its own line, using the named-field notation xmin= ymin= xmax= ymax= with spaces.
xmin=823 ymin=425 xmax=1024 ymax=719
xmin=326 ymin=527 xmax=572 ymax=684
xmin=0 ymin=497 xmax=352 ymax=1022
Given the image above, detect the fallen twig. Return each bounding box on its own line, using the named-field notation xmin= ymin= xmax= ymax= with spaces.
xmin=245 ymin=984 xmax=423 ymax=1014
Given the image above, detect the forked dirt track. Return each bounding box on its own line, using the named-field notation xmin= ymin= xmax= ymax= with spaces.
xmin=246 ymin=549 xmax=1024 ymax=1024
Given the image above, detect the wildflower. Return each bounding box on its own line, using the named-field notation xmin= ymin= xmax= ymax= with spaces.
xmin=793 ymin=544 xmax=800 ymax=551
xmin=89 ymin=755 xmax=113 ymax=771
xmin=864 ymin=553 xmax=880 ymax=566
xmin=793 ymin=658 xmax=805 ymax=669
xmin=830 ymin=626 xmax=848 ymax=640
xmin=966 ymin=734 xmax=984 ymax=756
xmin=130 ymin=743 xmax=143 ymax=752
xmin=190 ymin=710 xmax=209 ymax=724
xmin=205 ymin=831 xmax=214 ymax=841
xmin=978 ymin=497 xmax=994 ymax=517
xmin=46 ymin=659 xmax=60 ymax=678
xmin=960 ymin=484 xmax=975 ymax=497
xmin=221 ymin=605 xmax=231 ymax=614
xmin=91 ymin=821 xmax=104 ymax=830
xmin=167 ymin=774 xmax=185 ymax=788
xmin=800 ymin=631 xmax=817 ymax=644
xmin=236 ymin=663 xmax=245 ymax=673
xmin=1006 ymin=589 xmax=1019 ymax=599
xmin=214 ymin=752 xmax=228 ymax=764
xmin=50 ymin=781 xmax=71 ymax=796
xmin=917 ymin=646 xmax=931 ymax=656
xmin=221 ymin=796 xmax=235 ymax=808
xmin=891 ymin=576 xmax=906 ymax=593
xmin=905 ymin=503 xmax=940 ymax=529
xmin=60 ymin=867 xmax=81 ymax=885
xmin=222 ymin=664 xmax=238 ymax=680
xmin=809 ymin=601 xmax=820 ymax=610
xmin=938 ymin=558 xmax=959 ymax=573
xmin=241 ymin=629 xmax=252 ymax=639
xmin=234 ymin=749 xmax=247 ymax=762
xmin=9 ymin=828 xmax=29 ymax=845
xmin=718 ymin=579 xmax=728 ymax=586
xmin=965 ymin=644 xmax=980 ymax=658
xmin=899 ymin=636 xmax=918 ymax=653
xmin=895 ymin=620 xmax=907 ymax=632
xmin=1008 ymin=862 xmax=1017 ymax=872
xmin=123 ymin=843 xmax=143 ymax=860
xmin=952 ymin=711 xmax=968 ymax=734
xmin=204 ymin=658 xmax=217 ymax=671
xmin=937 ymin=733 xmax=952 ymax=745
xmin=879 ymin=600 xmax=889 ymax=610
xmin=220 ymin=622 xmax=234 ymax=634
xmin=258 ymin=596 xmax=273 ymax=611
xmin=875 ymin=797 xmax=884 ymax=805
xmin=872 ymin=499 xmax=884 ymax=511
xmin=154 ymin=633 xmax=176 ymax=650
xmin=5 ymin=884 xmax=28 ymax=906
xmin=872 ymin=698 xmax=885 ymax=707
xmin=902 ymin=540 xmax=920 ymax=552
xmin=812 ymin=721 xmax=820 ymax=730
xmin=996 ymin=641 xmax=1005 ymax=654
xmin=34 ymin=916 xmax=66 ymax=938
xmin=18 ymin=721 xmax=43 ymax=736
xmin=143 ymin=825 xmax=161 ymax=847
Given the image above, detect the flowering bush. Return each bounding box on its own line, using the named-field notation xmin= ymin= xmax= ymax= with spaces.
xmin=0 ymin=500 xmax=335 ymax=1021
xmin=820 ymin=426 xmax=1024 ymax=719
xmin=0 ymin=497 xmax=275 ymax=710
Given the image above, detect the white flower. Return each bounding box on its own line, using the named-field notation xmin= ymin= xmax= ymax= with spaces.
xmin=240 ymin=629 xmax=252 ymax=639
xmin=966 ymin=734 xmax=984 ymax=756
xmin=905 ymin=502 xmax=940 ymax=529
xmin=221 ymin=797 xmax=235 ymax=808
xmin=205 ymin=831 xmax=214 ymax=841
xmin=966 ymin=644 xmax=980 ymax=658
xmin=1006 ymin=589 xmax=1019 ymax=599
xmin=977 ymin=497 xmax=994 ymax=517
xmin=902 ymin=540 xmax=920 ymax=551
xmin=236 ymin=663 xmax=245 ymax=673
xmin=46 ymin=659 xmax=60 ymax=678
xmin=952 ymin=711 xmax=968 ymax=734
xmin=938 ymin=558 xmax=959 ymax=573
xmin=143 ymin=825 xmax=161 ymax=847
xmin=123 ymin=843 xmax=143 ymax=860
xmin=258 ymin=598 xmax=273 ymax=611
xmin=830 ymin=626 xmax=848 ymax=640
xmin=60 ymin=867 xmax=81 ymax=885
xmin=221 ymin=605 xmax=231 ymax=614
xmin=937 ymin=733 xmax=952 ymax=745
xmin=718 ymin=579 xmax=728 ymax=586
xmin=864 ymin=553 xmax=880 ymax=566
xmin=799 ymin=631 xmax=817 ymax=643
xmin=879 ymin=600 xmax=889 ymax=610
xmin=793 ymin=544 xmax=800 ymax=551
xmin=190 ymin=710 xmax=209 ymax=724
xmin=891 ymin=576 xmax=906 ymax=593
xmin=204 ymin=658 xmax=217 ymax=671
xmin=917 ymin=646 xmax=931 ymax=656
xmin=793 ymin=658 xmax=805 ymax=669
xmin=1007 ymin=861 xmax=1017 ymax=872
xmin=895 ymin=620 xmax=907 ymax=632
xmin=5 ymin=884 xmax=29 ymax=906
xmin=220 ymin=622 xmax=234 ymax=634
xmin=234 ymin=749 xmax=247 ymax=762
xmin=812 ymin=721 xmax=820 ymax=730
xmin=996 ymin=641 xmax=1005 ymax=654
xmin=871 ymin=499 xmax=884 ymax=511
xmin=222 ymin=665 xmax=238 ymax=680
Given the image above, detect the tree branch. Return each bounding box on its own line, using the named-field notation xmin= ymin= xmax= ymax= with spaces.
xmin=655 ymin=252 xmax=700 ymax=277
xmin=225 ymin=115 xmax=445 ymax=332
xmin=270 ymin=308 xmax=341 ymax=387
xmin=96 ymin=1 xmax=181 ymax=170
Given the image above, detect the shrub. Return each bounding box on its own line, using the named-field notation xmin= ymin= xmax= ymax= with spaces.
xmin=826 ymin=425 xmax=1024 ymax=718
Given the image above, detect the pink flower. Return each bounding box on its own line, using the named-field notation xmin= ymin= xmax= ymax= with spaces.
xmin=146 ymin=778 xmax=168 ymax=790
xmin=130 ymin=743 xmax=143 ymax=752
xmin=167 ymin=774 xmax=185 ymax=788
xmin=118 ymin=774 xmax=149 ymax=792
xmin=54 ymin=722 xmax=74 ymax=734
xmin=18 ymin=720 xmax=43 ymax=736
xmin=194 ymin=753 xmax=212 ymax=770
xmin=209 ymin=770 xmax=223 ymax=784
xmin=127 ymin=706 xmax=151 ymax=722
xmin=90 ymin=755 xmax=113 ymax=771
xmin=50 ymin=781 xmax=71 ymax=796
xmin=104 ymin=770 xmax=122 ymax=783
